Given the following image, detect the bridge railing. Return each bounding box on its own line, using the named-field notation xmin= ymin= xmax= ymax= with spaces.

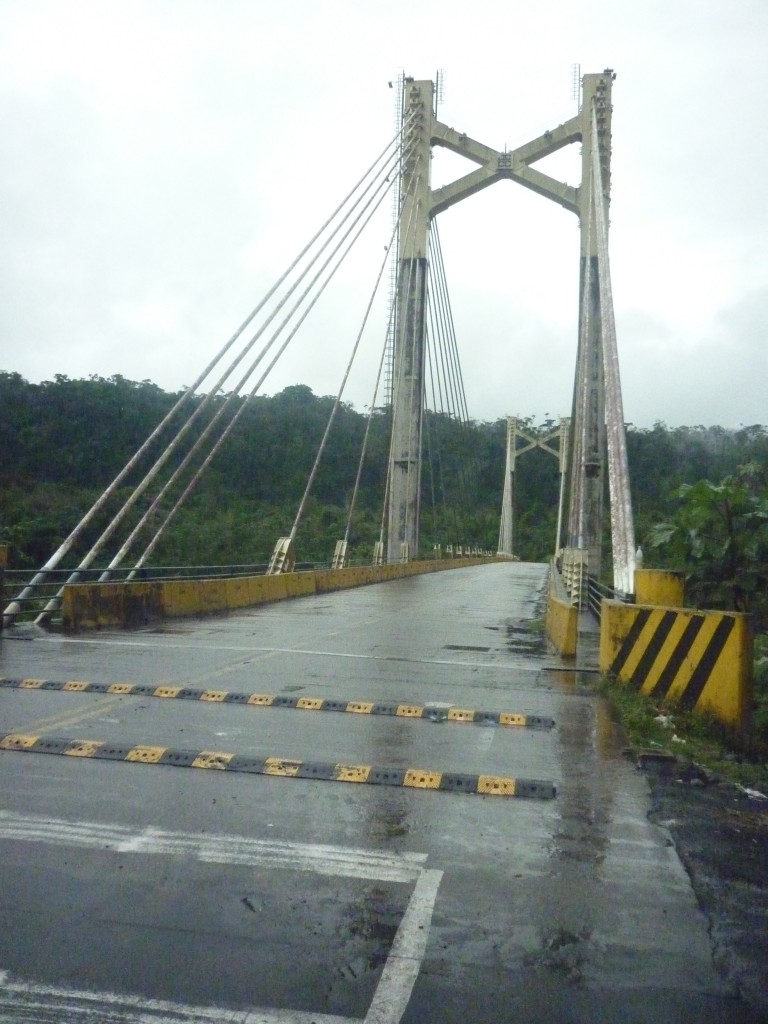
xmin=584 ymin=575 xmax=633 ymax=622
xmin=3 ymin=549 xmax=491 ymax=625
xmin=560 ymin=548 xmax=587 ymax=608
xmin=559 ymin=547 xmax=633 ymax=620
xmin=1 ymin=563 xmax=282 ymax=625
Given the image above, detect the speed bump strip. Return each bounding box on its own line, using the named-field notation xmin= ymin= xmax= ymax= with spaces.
xmin=0 ymin=733 xmax=556 ymax=799
xmin=0 ymin=678 xmax=554 ymax=730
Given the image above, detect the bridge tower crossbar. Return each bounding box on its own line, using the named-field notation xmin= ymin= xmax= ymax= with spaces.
xmin=388 ymin=69 xmax=635 ymax=593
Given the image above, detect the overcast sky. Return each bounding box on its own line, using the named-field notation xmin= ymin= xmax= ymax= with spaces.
xmin=2 ymin=0 xmax=766 ymax=429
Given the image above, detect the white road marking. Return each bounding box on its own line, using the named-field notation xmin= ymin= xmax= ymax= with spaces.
xmin=0 ymin=811 xmax=426 ymax=883
xmin=0 ymin=972 xmax=359 ymax=1023
xmin=38 ymin=634 xmax=539 ymax=671
xmin=364 ymin=869 xmax=443 ymax=1024
xmin=0 ymin=811 xmax=441 ymax=1024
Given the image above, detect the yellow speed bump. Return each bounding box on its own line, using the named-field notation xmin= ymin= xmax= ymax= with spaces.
xmin=477 ymin=775 xmax=517 ymax=796
xmin=125 ymin=745 xmax=166 ymax=763
xmin=447 ymin=708 xmax=475 ymax=723
xmin=396 ymin=705 xmax=424 ymax=718
xmin=499 ymin=713 xmax=527 ymax=727
xmin=191 ymin=751 xmax=234 ymax=770
xmin=0 ymin=732 xmax=556 ymax=799
xmin=0 ymin=734 xmax=39 ymax=749
xmin=404 ymin=769 xmax=442 ymax=790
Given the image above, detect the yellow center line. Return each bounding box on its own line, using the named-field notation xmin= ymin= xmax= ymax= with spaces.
xmin=8 ymin=695 xmax=127 ymax=736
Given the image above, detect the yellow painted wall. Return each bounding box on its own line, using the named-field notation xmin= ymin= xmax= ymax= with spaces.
xmin=634 ymin=569 xmax=685 ymax=607
xmin=545 ymin=567 xmax=578 ymax=657
xmin=544 ymin=565 xmax=578 ymax=657
xmin=62 ymin=558 xmax=501 ymax=632
xmin=545 ymin=596 xmax=577 ymax=656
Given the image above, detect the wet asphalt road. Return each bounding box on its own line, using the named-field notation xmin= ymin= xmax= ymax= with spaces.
xmin=0 ymin=562 xmax=761 ymax=1023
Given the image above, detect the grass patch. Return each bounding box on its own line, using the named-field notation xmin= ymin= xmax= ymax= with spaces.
xmin=597 ymin=673 xmax=768 ymax=793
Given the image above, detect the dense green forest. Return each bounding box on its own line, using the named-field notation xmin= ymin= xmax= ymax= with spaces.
xmin=1 ymin=372 xmax=767 ymax=599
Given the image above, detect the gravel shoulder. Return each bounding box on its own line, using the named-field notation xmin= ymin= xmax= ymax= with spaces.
xmin=640 ymin=757 xmax=768 ymax=1016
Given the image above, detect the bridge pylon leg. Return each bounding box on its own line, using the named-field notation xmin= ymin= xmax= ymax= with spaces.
xmin=566 ymin=71 xmax=613 ymax=582
xmin=386 ymin=78 xmax=433 ymax=564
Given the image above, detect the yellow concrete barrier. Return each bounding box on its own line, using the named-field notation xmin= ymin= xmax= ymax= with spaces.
xmin=61 ymin=557 xmax=502 ymax=632
xmin=545 ymin=567 xmax=577 ymax=657
xmin=634 ymin=568 xmax=685 ymax=607
xmin=600 ymin=600 xmax=753 ymax=730
xmin=283 ymin=572 xmax=317 ymax=599
xmin=225 ymin=576 xmax=252 ymax=609
xmin=161 ymin=580 xmax=202 ymax=618
xmin=62 ymin=582 xmax=161 ymax=631
xmin=248 ymin=574 xmax=287 ymax=605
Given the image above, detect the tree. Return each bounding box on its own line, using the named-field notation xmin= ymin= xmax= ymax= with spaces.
xmin=648 ymin=464 xmax=768 ymax=618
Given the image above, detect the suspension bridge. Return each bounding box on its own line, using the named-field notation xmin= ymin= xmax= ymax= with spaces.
xmin=2 ymin=72 xmax=754 ymax=1024
xmin=3 ymin=68 xmax=632 ymax=632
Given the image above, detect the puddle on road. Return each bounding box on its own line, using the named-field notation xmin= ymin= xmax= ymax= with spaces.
xmin=506 ymin=619 xmax=547 ymax=656
xmin=539 ymin=669 xmax=598 ymax=696
xmin=443 ymin=644 xmax=491 ymax=653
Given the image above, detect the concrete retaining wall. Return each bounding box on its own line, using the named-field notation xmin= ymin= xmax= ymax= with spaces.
xmin=61 ymin=558 xmax=498 ymax=632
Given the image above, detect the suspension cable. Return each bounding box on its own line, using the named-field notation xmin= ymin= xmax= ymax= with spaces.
xmin=97 ymin=147 xmax=405 ymax=575
xmin=290 ymin=145 xmax=423 ymax=550
xmin=33 ymin=143 xmax=416 ymax=617
xmin=127 ymin=163 xmax=404 ymax=576
xmin=430 ymin=224 xmax=470 ymax=423
xmin=6 ymin=117 xmax=417 ymax=626
xmin=287 ymin=201 xmax=401 ymax=544
xmin=342 ymin=304 xmax=393 ymax=548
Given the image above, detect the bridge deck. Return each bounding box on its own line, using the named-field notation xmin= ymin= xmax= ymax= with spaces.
xmin=0 ymin=562 xmax=752 ymax=1022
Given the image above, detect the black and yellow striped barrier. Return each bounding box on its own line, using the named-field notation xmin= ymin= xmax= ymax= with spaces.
xmin=0 ymin=733 xmax=556 ymax=799
xmin=0 ymin=678 xmax=555 ymax=730
xmin=600 ymin=601 xmax=752 ymax=730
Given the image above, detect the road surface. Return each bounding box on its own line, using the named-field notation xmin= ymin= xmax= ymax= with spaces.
xmin=0 ymin=562 xmax=758 ymax=1022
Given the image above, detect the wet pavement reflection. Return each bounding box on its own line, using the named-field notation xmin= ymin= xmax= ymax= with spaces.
xmin=0 ymin=562 xmax=761 ymax=1022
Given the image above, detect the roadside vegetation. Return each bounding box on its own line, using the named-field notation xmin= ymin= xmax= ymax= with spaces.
xmin=2 ymin=371 xmax=767 ymax=569
xmin=608 ymin=461 xmax=768 ymax=789
xmin=599 ymin=664 xmax=768 ymax=792
xmin=1 ymin=371 xmax=766 ymax=775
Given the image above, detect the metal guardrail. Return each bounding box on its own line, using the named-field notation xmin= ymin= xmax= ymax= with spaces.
xmin=1 ymin=562 xmax=319 ymax=624
xmin=2 ymin=550 xmax=473 ymax=625
xmin=585 ymin=575 xmax=633 ymax=622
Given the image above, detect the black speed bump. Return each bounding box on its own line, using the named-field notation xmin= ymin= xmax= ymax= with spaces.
xmin=0 ymin=678 xmax=554 ymax=730
xmin=0 ymin=733 xmax=556 ymax=800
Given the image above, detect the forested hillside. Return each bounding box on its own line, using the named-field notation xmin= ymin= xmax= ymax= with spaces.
xmin=1 ymin=372 xmax=766 ymax=572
